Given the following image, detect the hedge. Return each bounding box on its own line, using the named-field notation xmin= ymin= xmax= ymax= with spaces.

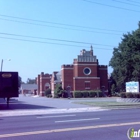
xmin=81 ymin=91 xmax=89 ymax=98
xmin=89 ymin=91 xmax=96 ymax=97
xmin=44 ymin=89 xmax=51 ymax=97
xmin=73 ymin=91 xmax=83 ymax=98
xmin=120 ymin=92 xmax=140 ymax=98
xmin=73 ymin=90 xmax=103 ymax=98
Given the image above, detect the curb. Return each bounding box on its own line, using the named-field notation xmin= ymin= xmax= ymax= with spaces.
xmin=0 ymin=107 xmax=110 ymax=117
xmin=116 ymin=98 xmax=140 ymax=103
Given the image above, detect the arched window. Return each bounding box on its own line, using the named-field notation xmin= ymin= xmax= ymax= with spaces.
xmin=44 ymin=83 xmax=50 ymax=90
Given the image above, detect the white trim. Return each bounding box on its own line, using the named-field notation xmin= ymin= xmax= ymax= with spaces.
xmin=85 ymin=87 xmax=91 ymax=89
xmin=85 ymin=81 xmax=90 ymax=82
xmin=61 ymin=68 xmax=73 ymax=70
xmin=73 ymin=77 xmax=100 ymax=79
xmin=83 ymin=67 xmax=91 ymax=75
xmin=74 ymin=64 xmax=97 ymax=66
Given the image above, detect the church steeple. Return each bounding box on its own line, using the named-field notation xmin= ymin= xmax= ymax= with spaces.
xmin=90 ymin=45 xmax=93 ymax=56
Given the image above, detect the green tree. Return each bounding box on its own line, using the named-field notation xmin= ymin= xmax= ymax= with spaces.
xmin=111 ymin=84 xmax=116 ymax=95
xmin=18 ymin=76 xmax=22 ymax=88
xmin=109 ymin=22 xmax=140 ymax=91
xmin=26 ymin=78 xmax=36 ymax=84
xmin=54 ymin=83 xmax=63 ymax=98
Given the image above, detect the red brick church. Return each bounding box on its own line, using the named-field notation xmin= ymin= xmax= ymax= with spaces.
xmin=36 ymin=46 xmax=108 ymax=96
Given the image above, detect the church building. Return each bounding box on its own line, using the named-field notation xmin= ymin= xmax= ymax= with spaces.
xmin=36 ymin=46 xmax=108 ymax=96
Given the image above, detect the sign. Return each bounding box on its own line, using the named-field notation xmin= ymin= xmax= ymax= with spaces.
xmin=126 ymin=81 xmax=139 ymax=93
xmin=2 ymin=73 xmax=12 ymax=78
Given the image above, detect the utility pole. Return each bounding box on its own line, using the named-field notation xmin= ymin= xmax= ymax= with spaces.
xmin=1 ymin=59 xmax=3 ymax=72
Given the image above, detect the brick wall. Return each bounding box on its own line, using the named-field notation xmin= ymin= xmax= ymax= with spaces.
xmin=73 ymin=78 xmax=100 ymax=91
xmin=61 ymin=65 xmax=73 ymax=90
xmin=39 ymin=72 xmax=51 ymax=96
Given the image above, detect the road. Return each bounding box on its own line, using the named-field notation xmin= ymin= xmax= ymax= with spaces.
xmin=0 ymin=108 xmax=140 ymax=140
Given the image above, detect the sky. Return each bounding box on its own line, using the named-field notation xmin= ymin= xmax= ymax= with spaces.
xmin=0 ymin=0 xmax=140 ymax=82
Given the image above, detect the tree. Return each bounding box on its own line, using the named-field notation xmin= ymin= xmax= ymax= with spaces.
xmin=18 ymin=76 xmax=25 ymax=87
xmin=26 ymin=78 xmax=36 ymax=84
xmin=18 ymin=76 xmax=22 ymax=88
xmin=54 ymin=83 xmax=63 ymax=97
xmin=109 ymin=21 xmax=140 ymax=92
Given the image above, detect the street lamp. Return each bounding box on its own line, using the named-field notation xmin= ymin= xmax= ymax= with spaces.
xmin=1 ymin=59 xmax=11 ymax=72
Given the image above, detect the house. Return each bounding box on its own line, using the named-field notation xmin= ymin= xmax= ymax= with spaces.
xmin=20 ymin=84 xmax=38 ymax=95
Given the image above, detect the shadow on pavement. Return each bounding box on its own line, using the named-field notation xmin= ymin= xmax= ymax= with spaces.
xmin=0 ymin=98 xmax=55 ymax=110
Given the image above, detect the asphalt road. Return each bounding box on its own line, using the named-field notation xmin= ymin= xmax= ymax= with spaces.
xmin=0 ymin=108 xmax=140 ymax=140
xmin=0 ymin=94 xmax=118 ymax=110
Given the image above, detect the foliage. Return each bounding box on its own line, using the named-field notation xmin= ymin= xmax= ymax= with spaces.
xmin=89 ymin=91 xmax=96 ymax=97
xmin=54 ymin=84 xmax=63 ymax=98
xmin=111 ymin=84 xmax=116 ymax=95
xmin=126 ymin=92 xmax=134 ymax=98
xmin=61 ymin=90 xmax=67 ymax=98
xmin=73 ymin=90 xmax=103 ymax=98
xmin=18 ymin=76 xmax=22 ymax=88
xmin=73 ymin=91 xmax=83 ymax=98
xmin=133 ymin=93 xmax=140 ymax=98
xmin=120 ymin=92 xmax=140 ymax=98
xmin=44 ymin=88 xmax=51 ymax=97
xmin=26 ymin=78 xmax=36 ymax=84
xmin=81 ymin=91 xmax=89 ymax=97
xmin=46 ymin=94 xmax=52 ymax=98
xmin=109 ymin=22 xmax=140 ymax=92
xmin=120 ymin=92 xmax=126 ymax=98
xmin=93 ymin=90 xmax=103 ymax=97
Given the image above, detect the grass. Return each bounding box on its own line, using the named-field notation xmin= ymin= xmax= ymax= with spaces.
xmin=74 ymin=101 xmax=140 ymax=109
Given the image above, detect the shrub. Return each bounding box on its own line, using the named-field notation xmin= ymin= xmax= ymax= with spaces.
xmin=126 ymin=92 xmax=134 ymax=98
xmin=120 ymin=92 xmax=126 ymax=98
xmin=120 ymin=92 xmax=140 ymax=98
xmin=81 ymin=91 xmax=89 ymax=98
xmin=45 ymin=89 xmax=51 ymax=97
xmin=73 ymin=91 xmax=83 ymax=98
xmin=98 ymin=91 xmax=103 ymax=97
xmin=112 ymin=92 xmax=120 ymax=97
xmin=46 ymin=94 xmax=52 ymax=98
xmin=61 ymin=90 xmax=68 ymax=98
xmin=133 ymin=93 xmax=140 ymax=98
xmin=89 ymin=91 xmax=96 ymax=97
xmin=93 ymin=90 xmax=103 ymax=97
xmin=54 ymin=84 xmax=63 ymax=98
xmin=53 ymin=94 xmax=59 ymax=98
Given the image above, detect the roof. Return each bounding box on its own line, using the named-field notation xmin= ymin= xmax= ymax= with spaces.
xmin=20 ymin=84 xmax=38 ymax=90
xmin=54 ymin=71 xmax=61 ymax=83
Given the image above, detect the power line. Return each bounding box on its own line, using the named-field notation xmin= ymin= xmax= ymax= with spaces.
xmin=0 ymin=18 xmax=122 ymax=35
xmin=0 ymin=36 xmax=113 ymax=50
xmin=82 ymin=0 xmax=140 ymax=13
xmin=0 ymin=15 xmax=125 ymax=34
xmin=0 ymin=14 xmax=125 ymax=32
xmin=126 ymin=0 xmax=140 ymax=4
xmin=113 ymin=0 xmax=140 ymax=7
xmin=0 ymin=32 xmax=116 ymax=47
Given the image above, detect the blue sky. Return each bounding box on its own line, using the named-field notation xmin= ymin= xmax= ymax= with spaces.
xmin=0 ymin=0 xmax=140 ymax=82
